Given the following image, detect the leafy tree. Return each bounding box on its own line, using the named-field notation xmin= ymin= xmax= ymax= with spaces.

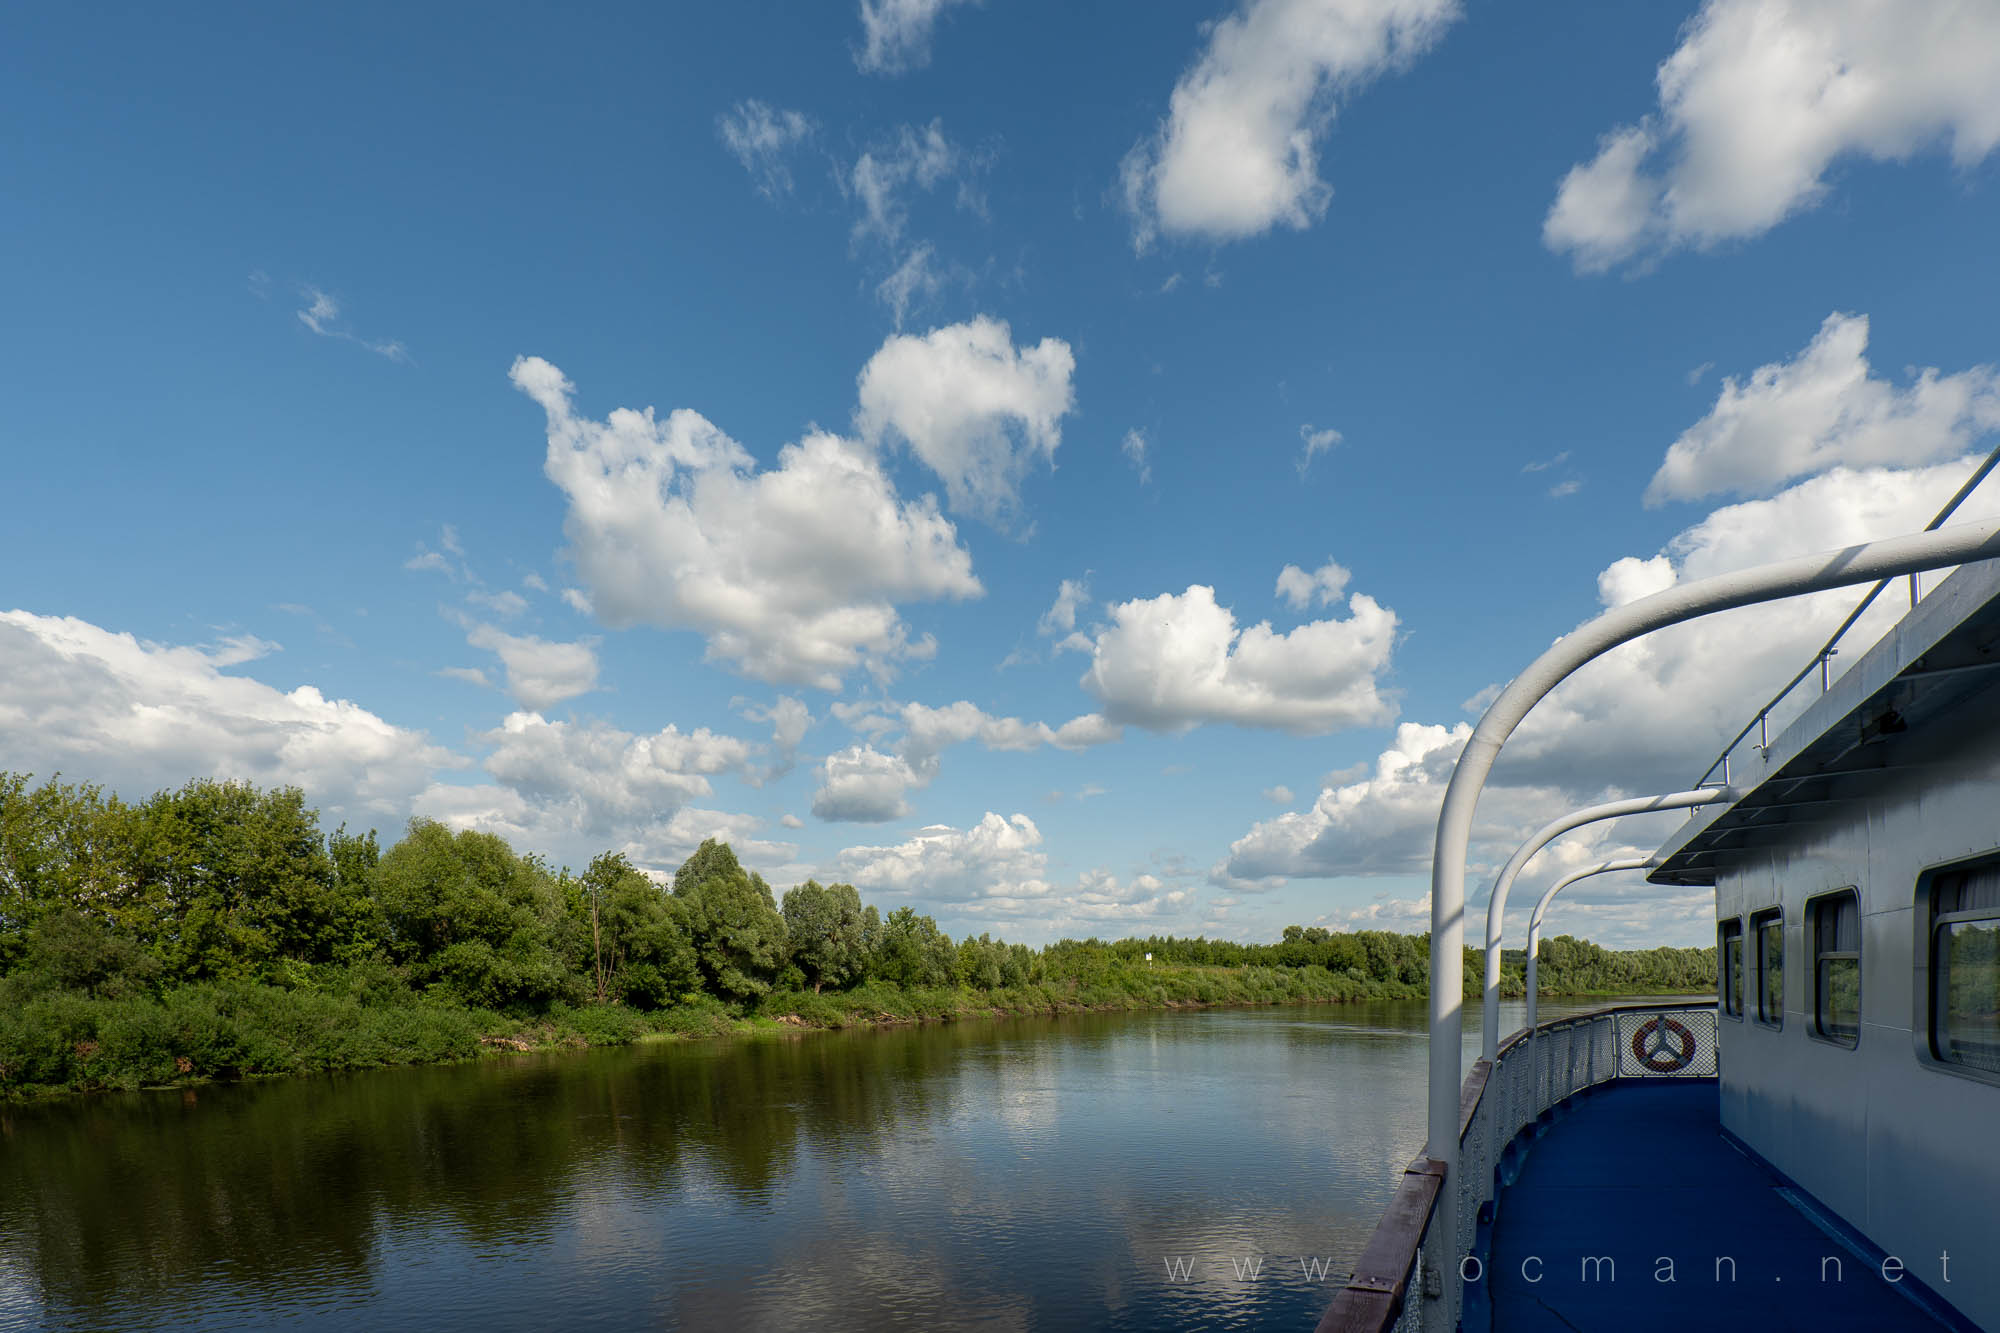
xmin=374 ymin=819 xmax=580 ymax=1010
xmin=675 ymin=847 xmax=787 ymax=1003
xmin=11 ymin=908 xmax=159 ymax=1000
xmin=957 ymin=933 xmax=1017 ymax=990
xmin=781 ymin=880 xmax=868 ymax=992
xmin=0 ymin=772 xmax=134 ymax=968
xmin=873 ymin=907 xmax=957 ymax=989
xmin=859 ymin=904 xmax=883 ymax=974
xmin=324 ymin=824 xmax=386 ymax=965
xmin=675 ymin=839 xmax=748 ymax=895
xmin=120 ymin=780 xmax=341 ymax=982
xmin=585 ymin=852 xmax=699 ymax=1009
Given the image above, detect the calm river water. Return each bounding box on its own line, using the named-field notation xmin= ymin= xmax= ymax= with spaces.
xmin=0 ymin=996 xmax=1675 ymax=1331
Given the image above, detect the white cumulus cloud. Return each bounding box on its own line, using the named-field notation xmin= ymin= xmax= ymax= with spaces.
xmin=1499 ymin=458 xmax=2000 ymax=795
xmin=1120 ymin=0 xmax=1460 ymax=248
xmin=1545 ymin=0 xmax=2000 ymax=272
xmin=513 ymin=354 xmax=981 ymax=690
xmin=416 ymin=711 xmax=768 ymax=875
xmin=0 ymin=610 xmax=455 ymax=820
xmin=1275 ymin=558 xmax=1352 ymax=609
xmin=1229 ymin=722 xmax=1494 ymax=878
xmin=855 ymin=316 xmax=1077 ymax=523
xmin=837 ymin=812 xmax=1052 ymax=902
xmin=838 ymin=816 xmax=1193 ymax=935
xmin=811 ymin=744 xmax=927 ymax=823
xmin=474 ymin=711 xmax=749 ymax=834
xmin=1647 ymin=313 xmax=2000 ymax=505
xmin=1078 ymin=580 xmax=1398 ymax=734
xmin=810 ymin=699 xmax=1121 ymax=822
xmin=1224 ymin=456 xmax=2000 ymax=896
xmin=465 ymin=624 xmax=600 ymax=710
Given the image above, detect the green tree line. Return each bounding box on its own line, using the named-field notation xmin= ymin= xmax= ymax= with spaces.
xmin=0 ymin=772 xmax=1713 ymax=1098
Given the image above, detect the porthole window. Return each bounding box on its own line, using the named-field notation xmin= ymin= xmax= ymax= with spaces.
xmin=1718 ymin=918 xmax=1744 ymax=1019
xmin=1751 ymin=907 xmax=1783 ymax=1028
xmin=1809 ymin=890 xmax=1860 ymax=1047
xmin=1929 ymin=862 xmax=2000 ymax=1078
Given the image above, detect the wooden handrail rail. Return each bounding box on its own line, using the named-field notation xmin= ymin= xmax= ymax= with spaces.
xmin=1314 ymin=1155 xmax=1446 ymax=1333
xmin=1318 ymin=1057 xmax=1491 ymax=1331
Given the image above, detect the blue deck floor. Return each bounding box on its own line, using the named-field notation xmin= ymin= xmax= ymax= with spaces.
xmin=1484 ymin=1081 xmax=1954 ymax=1332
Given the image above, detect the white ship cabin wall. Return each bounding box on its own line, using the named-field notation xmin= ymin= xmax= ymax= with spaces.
xmin=1702 ymin=664 xmax=2000 ymax=1330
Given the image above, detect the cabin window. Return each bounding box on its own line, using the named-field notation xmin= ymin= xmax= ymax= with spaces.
xmin=1809 ymin=891 xmax=1860 ymax=1047
xmin=1929 ymin=863 xmax=2000 ymax=1078
xmin=1718 ymin=918 xmax=1744 ymax=1019
xmin=1751 ymin=908 xmax=1783 ymax=1028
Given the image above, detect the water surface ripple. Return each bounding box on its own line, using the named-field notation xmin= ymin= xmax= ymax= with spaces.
xmin=0 ymin=996 xmax=1650 ymax=1331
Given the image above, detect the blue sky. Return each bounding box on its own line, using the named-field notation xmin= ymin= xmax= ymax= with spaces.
xmin=6 ymin=0 xmax=2000 ymax=948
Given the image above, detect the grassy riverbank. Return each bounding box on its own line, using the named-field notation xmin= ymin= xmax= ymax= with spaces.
xmin=0 ymin=962 xmax=1404 ymax=1098
xmin=0 ymin=959 xmax=1712 ymax=1101
xmin=1 ymin=771 xmax=1714 ymax=1102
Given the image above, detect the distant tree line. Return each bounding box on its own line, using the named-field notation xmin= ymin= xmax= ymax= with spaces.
xmin=0 ymin=772 xmax=1714 ymax=1096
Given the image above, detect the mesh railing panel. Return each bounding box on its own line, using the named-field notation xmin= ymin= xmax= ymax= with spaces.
xmin=1613 ymin=1007 xmax=1719 ymax=1078
xmin=1393 ymin=1002 xmax=1717 ymax=1333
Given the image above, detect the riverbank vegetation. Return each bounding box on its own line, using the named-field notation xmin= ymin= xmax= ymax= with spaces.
xmin=0 ymin=773 xmax=1713 ymax=1099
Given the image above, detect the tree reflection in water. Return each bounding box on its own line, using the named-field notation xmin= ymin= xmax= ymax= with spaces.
xmin=1 ymin=1003 xmax=1546 ymax=1331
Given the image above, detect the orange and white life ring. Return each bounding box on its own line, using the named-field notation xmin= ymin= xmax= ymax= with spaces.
xmin=1630 ymin=1016 xmax=1697 ymax=1073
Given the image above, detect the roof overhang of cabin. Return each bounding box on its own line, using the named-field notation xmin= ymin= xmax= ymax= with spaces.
xmin=1649 ymin=556 xmax=2000 ymax=887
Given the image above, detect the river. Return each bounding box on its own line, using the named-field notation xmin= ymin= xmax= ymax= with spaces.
xmin=0 ymin=995 xmax=1688 ymax=1331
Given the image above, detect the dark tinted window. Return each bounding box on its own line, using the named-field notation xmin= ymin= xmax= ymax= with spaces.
xmin=1811 ymin=892 xmax=1859 ymax=1047
xmin=1752 ymin=909 xmax=1783 ymax=1027
xmin=1719 ymin=919 xmax=1744 ymax=1018
xmin=1932 ymin=865 xmax=2000 ymax=1076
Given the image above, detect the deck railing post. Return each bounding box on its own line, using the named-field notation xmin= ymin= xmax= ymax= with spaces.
xmin=1423 ymin=519 xmax=2000 ymax=1331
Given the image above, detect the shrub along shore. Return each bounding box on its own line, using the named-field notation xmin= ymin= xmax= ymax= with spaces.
xmin=0 ymin=773 xmax=1713 ymax=1101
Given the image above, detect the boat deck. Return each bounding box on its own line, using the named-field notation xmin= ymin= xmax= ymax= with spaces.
xmin=1484 ymin=1081 xmax=1960 ymax=1331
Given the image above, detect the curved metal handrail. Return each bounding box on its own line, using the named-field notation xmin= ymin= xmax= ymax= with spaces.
xmin=1480 ymin=790 xmax=1729 ymax=1061
xmin=1524 ymin=857 xmax=1660 ymax=1030
xmin=1693 ymin=440 xmax=2000 ymax=791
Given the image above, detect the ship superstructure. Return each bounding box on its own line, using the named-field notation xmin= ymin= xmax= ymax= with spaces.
xmin=1320 ymin=466 xmax=2000 ymax=1331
